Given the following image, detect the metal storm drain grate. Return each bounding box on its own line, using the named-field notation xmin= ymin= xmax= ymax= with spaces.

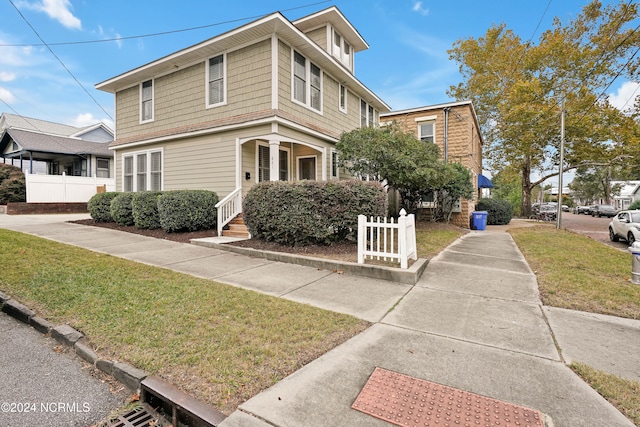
xmin=352 ymin=367 xmax=545 ymax=427
xmin=108 ymin=407 xmax=156 ymax=427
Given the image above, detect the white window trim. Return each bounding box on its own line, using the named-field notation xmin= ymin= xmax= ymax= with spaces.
xmin=255 ymin=142 xmax=291 ymax=183
xmin=418 ymin=120 xmax=436 ymax=144
xmin=359 ymin=98 xmax=378 ymax=127
xmin=291 ymin=49 xmax=323 ymax=114
xmin=338 ymin=84 xmax=347 ymax=114
xmin=297 ymin=155 xmax=317 ymax=181
xmin=121 ymin=148 xmax=163 ymax=192
xmin=331 ymin=28 xmax=353 ymax=70
xmin=140 ymin=79 xmax=154 ymax=124
xmin=330 ymin=148 xmax=339 ymax=179
xmin=206 ymin=53 xmax=228 ymax=108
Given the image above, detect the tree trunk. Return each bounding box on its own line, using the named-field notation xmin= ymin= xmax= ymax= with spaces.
xmin=521 ymin=162 xmax=532 ymax=217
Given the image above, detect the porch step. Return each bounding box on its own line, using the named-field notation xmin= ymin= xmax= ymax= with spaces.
xmin=222 ymin=215 xmax=249 ymax=238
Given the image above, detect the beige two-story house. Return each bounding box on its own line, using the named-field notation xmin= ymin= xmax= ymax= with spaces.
xmin=380 ymin=101 xmax=486 ymax=228
xmin=96 ymin=7 xmax=390 ymax=234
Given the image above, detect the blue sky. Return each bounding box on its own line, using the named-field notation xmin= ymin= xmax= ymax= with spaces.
xmin=0 ymin=0 xmax=637 ymax=132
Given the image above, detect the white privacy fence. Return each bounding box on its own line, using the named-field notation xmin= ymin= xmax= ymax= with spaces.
xmin=357 ymin=209 xmax=417 ymax=269
xmin=25 ymin=173 xmax=115 ymax=203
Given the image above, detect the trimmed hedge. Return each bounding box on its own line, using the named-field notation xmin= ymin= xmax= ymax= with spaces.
xmin=158 ymin=190 xmax=218 ymax=232
xmin=0 ymin=163 xmax=26 ymax=204
xmin=132 ymin=191 xmax=162 ymax=229
xmin=243 ymin=180 xmax=387 ymax=246
xmin=475 ymin=198 xmax=513 ymax=225
xmin=110 ymin=193 xmax=135 ymax=226
xmin=87 ymin=192 xmax=119 ymax=222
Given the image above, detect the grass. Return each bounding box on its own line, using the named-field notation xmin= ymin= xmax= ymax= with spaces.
xmin=509 ymin=226 xmax=640 ymax=319
xmin=0 ymin=229 xmax=369 ymax=415
xmin=509 ymin=225 xmax=640 ymax=424
xmin=570 ymin=363 xmax=640 ymax=426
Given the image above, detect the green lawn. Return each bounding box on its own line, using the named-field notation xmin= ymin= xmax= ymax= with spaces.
xmin=509 ymin=226 xmax=640 ymax=424
xmin=0 ymin=229 xmax=369 ymax=414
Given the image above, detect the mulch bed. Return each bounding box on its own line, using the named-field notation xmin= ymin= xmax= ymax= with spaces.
xmin=70 ymin=219 xmax=216 ymax=244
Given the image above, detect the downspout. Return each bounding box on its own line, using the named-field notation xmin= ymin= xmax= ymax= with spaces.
xmin=443 ymin=107 xmax=450 ymax=162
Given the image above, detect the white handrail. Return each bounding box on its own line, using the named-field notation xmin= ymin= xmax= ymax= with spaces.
xmin=215 ymin=188 xmax=243 ymax=236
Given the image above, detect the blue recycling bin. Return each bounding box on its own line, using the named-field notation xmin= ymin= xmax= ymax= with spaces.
xmin=472 ymin=211 xmax=488 ymax=231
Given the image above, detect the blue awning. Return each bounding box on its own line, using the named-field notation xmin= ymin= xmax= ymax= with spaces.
xmin=478 ymin=174 xmax=494 ymax=188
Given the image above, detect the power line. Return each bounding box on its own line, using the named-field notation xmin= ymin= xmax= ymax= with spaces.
xmin=0 ymin=0 xmax=332 ymax=48
xmin=7 ymin=0 xmax=113 ymax=121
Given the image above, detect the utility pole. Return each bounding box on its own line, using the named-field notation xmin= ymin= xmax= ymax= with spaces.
xmin=556 ymin=101 xmax=565 ymax=229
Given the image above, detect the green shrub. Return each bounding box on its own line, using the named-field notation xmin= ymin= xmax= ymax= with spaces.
xmin=629 ymin=200 xmax=640 ymax=210
xmin=132 ymin=191 xmax=162 ymax=229
xmin=158 ymin=190 xmax=218 ymax=232
xmin=0 ymin=163 xmax=26 ymax=204
xmin=87 ymin=192 xmax=119 ymax=222
xmin=475 ymin=198 xmax=513 ymax=225
xmin=110 ymin=193 xmax=135 ymax=226
xmin=243 ymin=180 xmax=387 ymax=246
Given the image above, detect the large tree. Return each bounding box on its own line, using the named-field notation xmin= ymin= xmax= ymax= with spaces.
xmin=448 ymin=0 xmax=640 ymax=216
xmin=336 ymin=122 xmax=474 ymax=219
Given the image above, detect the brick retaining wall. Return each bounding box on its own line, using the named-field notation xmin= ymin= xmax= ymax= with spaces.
xmin=6 ymin=202 xmax=88 ymax=215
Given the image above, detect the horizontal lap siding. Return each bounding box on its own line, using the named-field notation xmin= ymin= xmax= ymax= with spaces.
xmin=115 ymin=39 xmax=272 ymax=142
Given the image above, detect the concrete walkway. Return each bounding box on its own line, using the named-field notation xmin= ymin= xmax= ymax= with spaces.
xmin=1 ymin=214 xmax=639 ymax=426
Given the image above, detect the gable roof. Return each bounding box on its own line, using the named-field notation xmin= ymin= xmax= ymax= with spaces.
xmin=0 ymin=113 xmax=114 ymax=140
xmin=292 ymin=6 xmax=368 ymax=52
xmin=0 ymin=128 xmax=112 ymax=158
xmin=95 ymin=8 xmax=390 ymax=112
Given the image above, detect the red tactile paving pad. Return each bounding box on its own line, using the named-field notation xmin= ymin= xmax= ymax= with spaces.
xmin=352 ymin=367 xmax=544 ymax=427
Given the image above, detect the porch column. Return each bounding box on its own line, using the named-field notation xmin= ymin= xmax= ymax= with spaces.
xmin=269 ymin=140 xmax=280 ymax=181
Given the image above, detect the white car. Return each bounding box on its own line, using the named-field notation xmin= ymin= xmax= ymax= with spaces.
xmin=609 ymin=210 xmax=640 ymax=245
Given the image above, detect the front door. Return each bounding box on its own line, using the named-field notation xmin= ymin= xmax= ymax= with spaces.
xmin=299 ymin=157 xmax=316 ymax=180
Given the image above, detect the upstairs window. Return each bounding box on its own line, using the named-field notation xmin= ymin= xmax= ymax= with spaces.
xmin=360 ymin=99 xmax=377 ymax=127
xmin=419 ymin=121 xmax=435 ymax=143
xmin=140 ymin=80 xmax=153 ymax=123
xmin=207 ymin=54 xmax=226 ymax=107
xmin=338 ymin=84 xmax=347 ymax=113
xmin=332 ymin=30 xmax=352 ymax=69
xmin=292 ymin=50 xmax=322 ymax=112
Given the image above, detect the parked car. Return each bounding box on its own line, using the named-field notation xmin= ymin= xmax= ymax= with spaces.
xmin=562 ymin=205 xmax=569 ymax=212
xmin=538 ymin=204 xmax=557 ymax=221
xmin=574 ymin=205 xmax=591 ymax=214
xmin=591 ymin=204 xmax=618 ymax=218
xmin=609 ymin=210 xmax=640 ymax=245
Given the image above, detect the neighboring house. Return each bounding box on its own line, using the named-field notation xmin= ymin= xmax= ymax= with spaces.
xmin=95 ymin=7 xmax=390 ymax=234
xmin=380 ymin=101 xmax=485 ymax=228
xmin=0 ymin=113 xmax=115 ymax=202
xmin=611 ymin=181 xmax=640 ymax=210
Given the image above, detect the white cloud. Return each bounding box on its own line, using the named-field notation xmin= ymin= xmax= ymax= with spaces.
xmin=0 ymin=72 xmax=16 ymax=82
xmin=19 ymin=0 xmax=81 ymax=30
xmin=609 ymin=81 xmax=639 ymax=112
xmin=412 ymin=1 xmax=430 ymax=16
xmin=0 ymin=87 xmax=16 ymax=103
xmin=71 ymin=113 xmax=99 ymax=127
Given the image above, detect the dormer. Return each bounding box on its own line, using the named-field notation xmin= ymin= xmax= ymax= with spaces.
xmin=293 ymin=6 xmax=368 ymax=73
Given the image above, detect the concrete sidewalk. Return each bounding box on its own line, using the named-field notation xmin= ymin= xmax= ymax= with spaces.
xmin=1 ymin=214 xmax=639 ymax=426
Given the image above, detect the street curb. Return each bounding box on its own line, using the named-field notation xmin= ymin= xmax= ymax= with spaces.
xmin=191 ymin=240 xmax=429 ymax=285
xmin=0 ymin=293 xmax=226 ymax=426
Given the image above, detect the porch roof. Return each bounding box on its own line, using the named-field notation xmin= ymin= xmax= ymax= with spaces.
xmin=0 ymin=128 xmax=113 ymax=159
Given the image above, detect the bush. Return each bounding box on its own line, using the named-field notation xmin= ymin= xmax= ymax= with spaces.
xmin=0 ymin=163 xmax=26 ymax=204
xmin=87 ymin=192 xmax=119 ymax=222
xmin=475 ymin=198 xmax=513 ymax=225
xmin=629 ymin=200 xmax=640 ymax=210
xmin=158 ymin=190 xmax=218 ymax=232
xmin=110 ymin=193 xmax=135 ymax=226
xmin=132 ymin=191 xmax=162 ymax=229
xmin=243 ymin=180 xmax=387 ymax=246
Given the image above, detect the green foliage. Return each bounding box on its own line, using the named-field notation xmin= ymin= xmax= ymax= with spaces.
xmin=448 ymin=1 xmax=640 ymax=216
xmin=476 ymin=198 xmax=513 ymax=225
xmin=87 ymin=192 xmax=119 ymax=222
xmin=490 ymin=169 xmax=522 ymax=216
xmin=243 ymin=180 xmax=387 ymax=246
xmin=336 ymin=121 xmax=473 ymax=220
xmin=132 ymin=192 xmax=162 ymax=229
xmin=430 ymin=162 xmax=475 ymax=222
xmin=629 ymin=200 xmax=640 ymax=210
xmin=110 ymin=193 xmax=135 ymax=226
xmin=0 ymin=163 xmax=26 ymax=204
xmin=569 ymin=167 xmax=623 ymax=204
xmin=158 ymin=190 xmax=218 ymax=232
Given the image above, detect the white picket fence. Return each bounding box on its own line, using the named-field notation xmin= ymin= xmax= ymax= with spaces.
xmin=357 ymin=208 xmax=417 ymax=269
